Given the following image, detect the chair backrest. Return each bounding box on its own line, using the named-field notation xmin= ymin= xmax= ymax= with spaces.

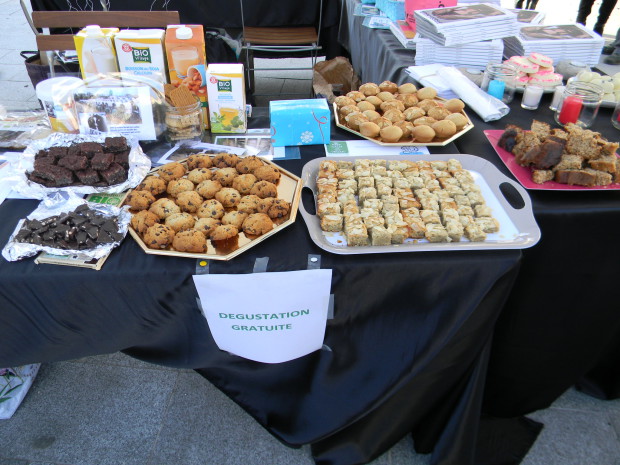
xmin=32 ymin=10 xmax=180 ymax=51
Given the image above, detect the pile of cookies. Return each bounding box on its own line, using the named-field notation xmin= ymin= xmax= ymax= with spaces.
xmin=334 ymin=81 xmax=470 ymax=144
xmin=503 ymin=53 xmax=563 ymax=89
xmin=125 ymin=153 xmax=292 ymax=254
xmin=316 ymin=158 xmax=500 ymax=246
xmin=164 ymin=84 xmax=203 ymax=141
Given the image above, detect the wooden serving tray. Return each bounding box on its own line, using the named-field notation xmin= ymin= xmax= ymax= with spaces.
xmin=126 ymin=156 xmax=302 ymax=261
xmin=333 ymin=102 xmax=474 ymax=147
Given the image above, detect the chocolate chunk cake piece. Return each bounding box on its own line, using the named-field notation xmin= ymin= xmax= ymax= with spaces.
xmin=58 ymin=155 xmax=89 ymax=171
xmin=47 ymin=146 xmax=68 ymax=159
xmin=90 ymin=151 xmax=114 ymax=170
xmin=31 ymin=164 xmax=74 ymax=187
xmin=104 ymin=136 xmax=128 ymax=153
xmin=114 ymin=150 xmax=130 ymax=169
xmin=99 ymin=162 xmax=127 ymax=185
xmin=79 ymin=142 xmax=103 ymax=159
xmin=75 ymin=168 xmax=100 ymax=185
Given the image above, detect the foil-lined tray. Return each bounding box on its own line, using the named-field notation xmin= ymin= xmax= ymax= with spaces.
xmin=2 ymin=195 xmax=131 ymax=262
xmin=12 ymin=132 xmax=151 ymax=199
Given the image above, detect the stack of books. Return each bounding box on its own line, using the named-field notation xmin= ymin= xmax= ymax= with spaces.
xmin=389 ymin=19 xmax=418 ymax=49
xmin=414 ymin=3 xmax=519 ymax=46
xmin=503 ymin=24 xmax=604 ymax=66
xmin=414 ymin=38 xmax=504 ymax=68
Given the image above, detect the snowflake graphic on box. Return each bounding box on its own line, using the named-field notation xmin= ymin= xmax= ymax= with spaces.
xmin=300 ymin=131 xmax=314 ymax=144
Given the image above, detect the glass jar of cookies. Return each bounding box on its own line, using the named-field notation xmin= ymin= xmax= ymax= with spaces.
xmin=481 ymin=63 xmax=517 ymax=104
xmin=554 ymin=81 xmax=603 ymax=129
xmin=165 ymin=99 xmax=203 ymax=142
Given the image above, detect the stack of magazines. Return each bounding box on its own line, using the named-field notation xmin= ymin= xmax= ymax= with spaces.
xmin=414 ymin=38 xmax=503 ymax=68
xmin=503 ymin=24 xmax=604 ymax=66
xmin=389 ymin=20 xmax=418 ymax=49
xmin=414 ymin=3 xmax=519 ymax=46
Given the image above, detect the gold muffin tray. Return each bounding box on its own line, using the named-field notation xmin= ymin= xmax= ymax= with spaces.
xmin=126 ymin=157 xmax=302 ymax=261
xmin=333 ymin=102 xmax=474 ymax=147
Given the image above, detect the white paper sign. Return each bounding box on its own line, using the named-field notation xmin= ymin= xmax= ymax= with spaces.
xmin=325 ymin=140 xmax=430 ymax=157
xmin=193 ymin=269 xmax=332 ymax=363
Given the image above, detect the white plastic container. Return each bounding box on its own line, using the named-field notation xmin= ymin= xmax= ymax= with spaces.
xmin=35 ymin=77 xmax=83 ymax=133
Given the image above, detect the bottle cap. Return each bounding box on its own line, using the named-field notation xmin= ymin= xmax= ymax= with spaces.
xmin=175 ymin=26 xmax=193 ymax=40
xmin=85 ymin=25 xmax=104 ymax=37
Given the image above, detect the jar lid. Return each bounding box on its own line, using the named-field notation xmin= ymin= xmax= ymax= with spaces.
xmin=175 ymin=26 xmax=193 ymax=40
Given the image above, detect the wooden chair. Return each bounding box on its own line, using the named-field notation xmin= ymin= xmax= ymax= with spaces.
xmin=32 ymin=10 xmax=180 ymax=52
xmin=239 ymin=0 xmax=323 ymax=99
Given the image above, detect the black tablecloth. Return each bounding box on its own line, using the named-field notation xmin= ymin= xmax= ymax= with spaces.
xmin=0 ymin=108 xmax=524 ymax=465
xmin=339 ymin=0 xmax=415 ymax=84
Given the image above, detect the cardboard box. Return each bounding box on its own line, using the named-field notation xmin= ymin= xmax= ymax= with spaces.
xmin=269 ymin=99 xmax=330 ymax=147
xmin=74 ymin=26 xmax=119 ymax=80
xmin=206 ymin=63 xmax=246 ymax=133
xmin=114 ymin=29 xmax=167 ymax=91
xmin=165 ymin=25 xmax=208 ymax=128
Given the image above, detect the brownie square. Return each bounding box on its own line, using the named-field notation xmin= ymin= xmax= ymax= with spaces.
xmin=31 ymin=165 xmax=74 ymax=187
xmin=114 ymin=150 xmax=130 ymax=169
xmin=48 ymin=146 xmax=68 ymax=159
xmin=67 ymin=144 xmax=82 ymax=157
xmin=79 ymin=142 xmax=104 ymax=159
xmin=99 ymin=162 xmax=127 ymax=185
xmin=75 ymin=168 xmax=100 ymax=185
xmin=58 ymin=155 xmax=89 ymax=171
xmin=104 ymin=136 xmax=128 ymax=153
xmin=27 ymin=173 xmax=54 ymax=187
xmin=90 ymin=152 xmax=114 ymax=170
xmin=33 ymin=157 xmax=56 ymax=171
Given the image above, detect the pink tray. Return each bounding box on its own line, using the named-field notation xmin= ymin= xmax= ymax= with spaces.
xmin=484 ymin=129 xmax=620 ymax=191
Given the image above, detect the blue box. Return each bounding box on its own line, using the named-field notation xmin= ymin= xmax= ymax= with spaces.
xmin=269 ymin=99 xmax=331 ymax=147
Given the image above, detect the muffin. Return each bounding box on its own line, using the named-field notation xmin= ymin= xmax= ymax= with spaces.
xmin=215 ymin=187 xmax=242 ymax=208
xmin=237 ymin=194 xmax=261 ymax=214
xmin=194 ymin=218 xmax=222 ymax=238
xmin=143 ymin=224 xmax=175 ymax=249
xmin=125 ymin=189 xmax=155 ymax=211
xmin=222 ymin=211 xmax=249 ymax=229
xmin=212 ymin=167 xmax=238 ymax=187
xmin=212 ymin=152 xmax=240 ymax=168
xmin=250 ymin=180 xmax=278 ymax=199
xmin=158 ymin=162 xmax=186 ymax=182
xmin=165 ymin=212 xmax=195 ymax=232
xmin=175 ymin=190 xmax=203 ymax=213
xmin=149 ymin=198 xmax=181 ymax=220
xmin=137 ymin=176 xmax=167 ymax=196
xmin=195 ymin=179 xmax=222 ymax=199
xmin=236 ymin=155 xmax=264 ymax=174
xmin=197 ymin=199 xmax=225 ymax=219
xmin=232 ymin=173 xmax=257 ymax=195
xmin=172 ymin=229 xmax=207 ymax=253
xmin=242 ymin=213 xmax=274 ymax=236
xmin=187 ymin=167 xmax=212 ymax=184
xmin=166 ymin=178 xmax=195 ymax=197
xmin=130 ymin=210 xmax=159 ymax=234
xmin=210 ymin=224 xmax=239 ymax=248
xmin=186 ymin=153 xmax=213 ymax=170
xmin=264 ymin=198 xmax=291 ymax=219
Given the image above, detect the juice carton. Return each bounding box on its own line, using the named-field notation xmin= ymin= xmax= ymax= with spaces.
xmin=114 ymin=29 xmax=167 ymax=92
xmin=206 ymin=63 xmax=246 ymax=133
xmin=74 ymin=25 xmax=119 ymax=80
xmin=165 ymin=25 xmax=208 ymax=128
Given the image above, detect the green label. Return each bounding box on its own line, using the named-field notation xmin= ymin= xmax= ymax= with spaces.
xmin=326 ymin=141 xmax=349 ymax=154
xmin=132 ymin=47 xmax=151 ymax=63
xmin=217 ymin=79 xmax=232 ymax=92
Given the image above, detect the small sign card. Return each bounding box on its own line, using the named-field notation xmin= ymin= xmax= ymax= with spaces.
xmin=193 ymin=269 xmax=332 ymax=363
xmin=325 ymin=139 xmax=430 ymax=157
